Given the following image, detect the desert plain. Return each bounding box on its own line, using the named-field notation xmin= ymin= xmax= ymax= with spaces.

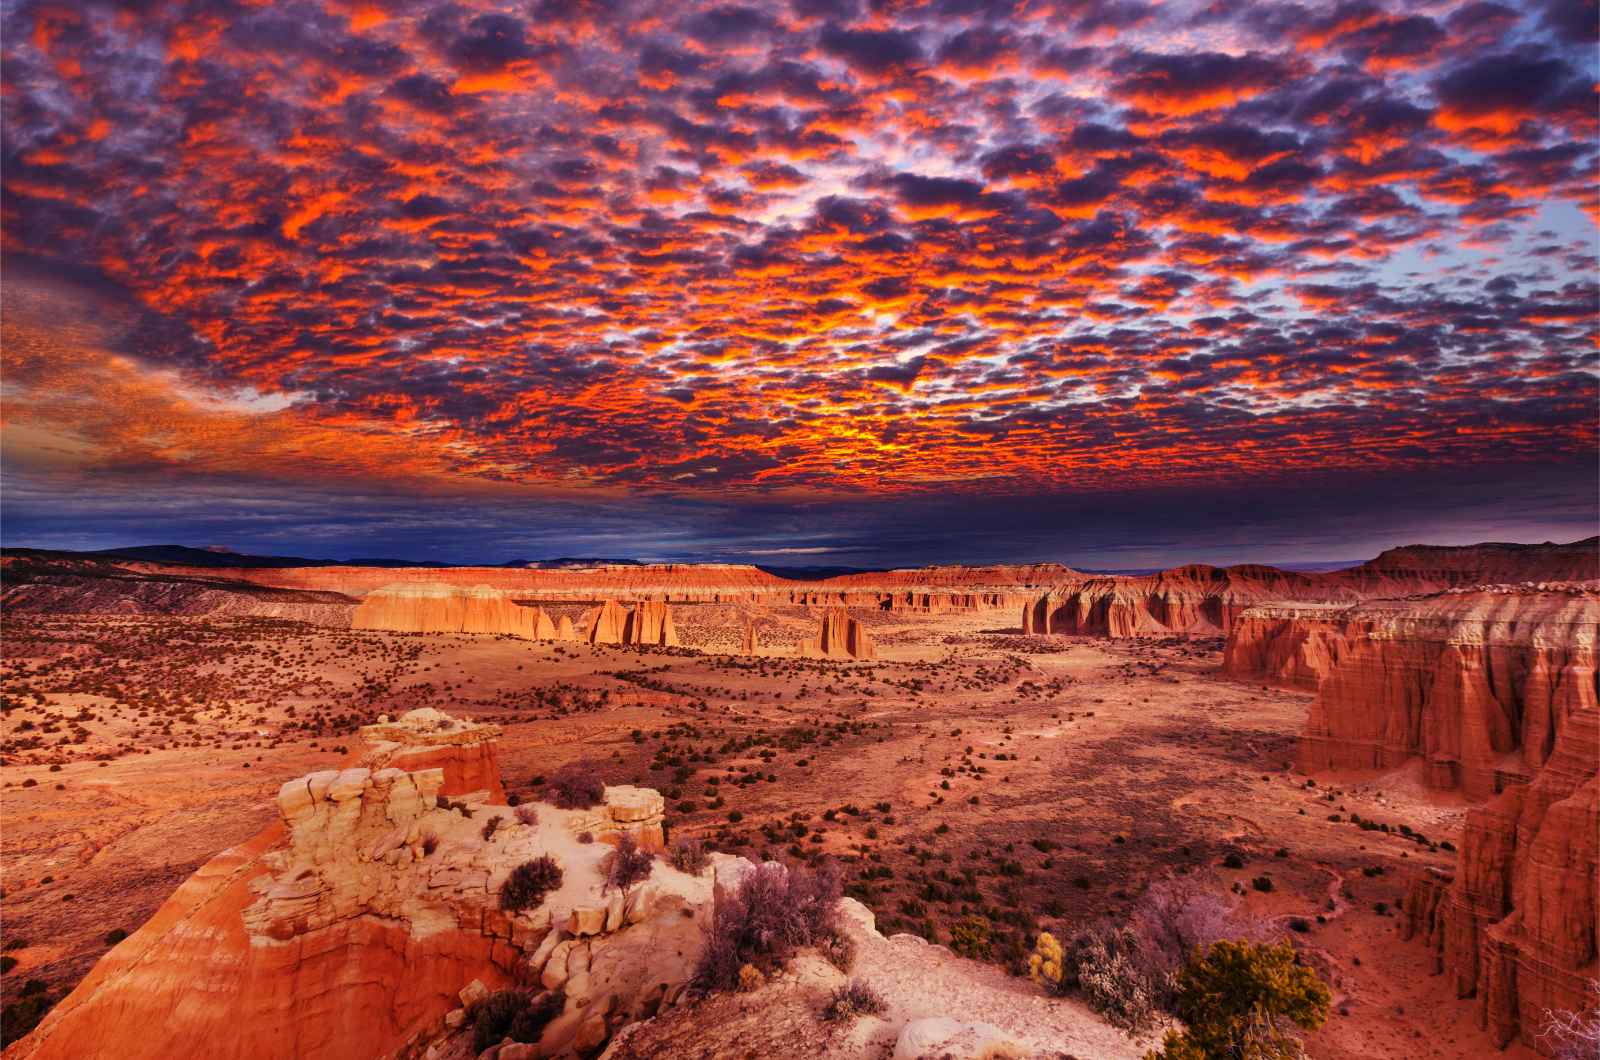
xmin=3 ymin=541 xmax=1595 ymax=1059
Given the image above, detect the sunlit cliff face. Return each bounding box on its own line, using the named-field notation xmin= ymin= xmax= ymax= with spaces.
xmin=1 ymin=0 xmax=1595 ymax=562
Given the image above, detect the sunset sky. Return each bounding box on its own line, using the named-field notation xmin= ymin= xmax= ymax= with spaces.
xmin=1 ymin=0 xmax=1596 ymax=567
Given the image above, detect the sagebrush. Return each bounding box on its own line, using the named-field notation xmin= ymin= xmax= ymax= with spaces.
xmin=693 ymin=860 xmax=841 ymax=992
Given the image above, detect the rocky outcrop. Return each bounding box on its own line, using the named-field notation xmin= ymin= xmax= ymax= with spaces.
xmin=801 ymin=607 xmax=876 ymax=660
xmin=740 ymin=617 xmax=759 ymax=656
xmin=1402 ymin=706 xmax=1598 ymax=1053
xmin=361 ymin=708 xmax=508 ymax=802
xmin=7 ymin=710 xmax=700 ymax=1060
xmin=556 ymin=614 xmax=575 ymax=641
xmin=353 ymin=584 xmax=556 ymax=639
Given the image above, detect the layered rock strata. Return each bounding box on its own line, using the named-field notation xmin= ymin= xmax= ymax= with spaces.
xmin=1274 ymin=591 xmax=1598 ymax=800
xmin=1402 ymin=705 xmax=1597 ymax=1052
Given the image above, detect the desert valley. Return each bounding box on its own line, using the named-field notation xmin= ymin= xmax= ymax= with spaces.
xmin=0 ymin=537 xmax=1594 ymax=1059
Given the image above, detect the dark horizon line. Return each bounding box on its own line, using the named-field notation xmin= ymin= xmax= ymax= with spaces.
xmin=8 ymin=538 xmax=1594 ymax=580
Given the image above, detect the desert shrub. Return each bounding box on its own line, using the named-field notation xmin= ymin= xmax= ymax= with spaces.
xmin=1065 ymin=923 xmax=1159 ymax=1031
xmin=1540 ymin=981 xmax=1600 ymax=1060
xmin=737 ymin=964 xmax=766 ymax=992
xmin=470 ymin=989 xmax=563 ymax=1053
xmin=421 ymin=834 xmax=439 ymax=857
xmin=481 ymin=816 xmax=502 ymax=842
xmin=500 ymin=856 xmax=563 ymax=912
xmin=547 ymin=762 xmax=604 ymax=809
xmin=514 ymin=804 xmax=539 ymax=827
xmin=1128 ymin=878 xmax=1244 ymax=1008
xmin=822 ymin=980 xmax=886 ymax=1023
xmin=820 ymin=927 xmax=857 ymax=972
xmin=103 ymin=929 xmax=127 ymax=946
xmin=0 ymin=956 xmax=14 ymax=974
xmin=948 ymin=915 xmax=992 ymax=960
xmin=0 ymin=986 xmax=53 ymax=1047
xmin=693 ymin=860 xmax=841 ymax=992
xmin=604 ymin=833 xmax=654 ymax=894
xmin=1147 ymin=940 xmax=1330 ymax=1060
xmin=1251 ymin=876 xmax=1273 ymax=893
xmin=1028 ymin=931 xmax=1065 ymax=992
xmin=669 ymin=836 xmax=708 ymax=874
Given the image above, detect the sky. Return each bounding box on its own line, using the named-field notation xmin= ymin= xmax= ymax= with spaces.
xmin=1 ymin=0 xmax=1596 ymax=568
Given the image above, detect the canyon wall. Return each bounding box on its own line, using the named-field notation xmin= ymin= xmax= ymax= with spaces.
xmin=1403 ymin=704 xmax=1597 ymax=1051
xmin=1261 ymin=590 xmax=1598 ymax=800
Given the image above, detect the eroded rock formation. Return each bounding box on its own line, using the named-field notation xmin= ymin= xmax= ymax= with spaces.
xmin=740 ymin=617 xmax=758 ymax=656
xmin=1021 ymin=538 xmax=1598 ymax=641
xmin=586 ymin=599 xmax=629 ymax=644
xmin=8 ymin=710 xmax=700 ymax=1060
xmin=801 ymin=607 xmax=876 ymax=660
xmin=353 ymin=584 xmax=555 ymax=640
xmin=624 ymin=600 xmax=679 ymax=647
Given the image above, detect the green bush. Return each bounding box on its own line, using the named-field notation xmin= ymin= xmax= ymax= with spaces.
xmin=1146 ymin=940 xmax=1330 ymax=1059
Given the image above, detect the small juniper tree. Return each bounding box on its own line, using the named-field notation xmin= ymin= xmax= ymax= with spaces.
xmin=1147 ymin=940 xmax=1330 ymax=1060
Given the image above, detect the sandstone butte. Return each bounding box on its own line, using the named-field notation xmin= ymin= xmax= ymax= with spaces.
xmin=353 ymin=584 xmax=557 ymax=640
xmin=1225 ymin=585 xmax=1599 ymax=1054
xmin=7 ymin=708 xmax=693 ymax=1060
xmin=800 ymin=607 xmax=876 ymax=660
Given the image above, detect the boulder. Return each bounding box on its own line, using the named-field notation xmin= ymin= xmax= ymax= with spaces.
xmin=893 ymin=1016 xmax=1023 ymax=1060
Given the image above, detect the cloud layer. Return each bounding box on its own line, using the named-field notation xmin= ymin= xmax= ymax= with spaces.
xmin=1 ymin=0 xmax=1595 ymax=559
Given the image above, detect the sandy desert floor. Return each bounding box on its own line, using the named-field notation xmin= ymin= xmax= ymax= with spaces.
xmin=0 ymin=605 xmax=1535 ymax=1059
